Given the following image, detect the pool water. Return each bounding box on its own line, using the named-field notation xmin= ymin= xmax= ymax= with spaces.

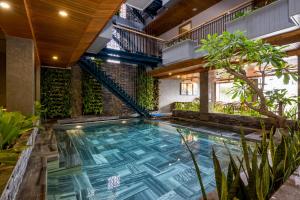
xmin=47 ymin=119 xmax=242 ymax=200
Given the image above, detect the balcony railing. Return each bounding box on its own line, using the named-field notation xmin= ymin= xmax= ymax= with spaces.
xmin=109 ymin=25 xmax=165 ymax=57
xmin=164 ymin=1 xmax=254 ymax=48
xmin=107 ymin=1 xmax=280 ymax=58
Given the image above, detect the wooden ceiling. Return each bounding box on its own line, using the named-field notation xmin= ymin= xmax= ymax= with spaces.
xmin=0 ymin=0 xmax=124 ymax=67
xmin=145 ymin=0 xmax=221 ymax=36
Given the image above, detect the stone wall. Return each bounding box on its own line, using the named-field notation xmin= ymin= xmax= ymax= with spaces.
xmin=0 ymin=127 xmax=38 ymax=200
xmin=6 ymin=36 xmax=35 ymax=115
xmin=100 ymin=62 xmax=137 ymax=116
xmin=172 ymin=110 xmax=294 ymax=130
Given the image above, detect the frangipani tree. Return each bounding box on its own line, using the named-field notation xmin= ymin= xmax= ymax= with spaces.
xmin=199 ymin=31 xmax=297 ymax=127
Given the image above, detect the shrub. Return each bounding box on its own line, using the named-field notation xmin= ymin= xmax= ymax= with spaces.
xmin=0 ymin=109 xmax=36 ymax=165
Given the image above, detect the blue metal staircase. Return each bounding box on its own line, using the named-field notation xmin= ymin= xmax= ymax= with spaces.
xmin=79 ymin=57 xmax=151 ymax=118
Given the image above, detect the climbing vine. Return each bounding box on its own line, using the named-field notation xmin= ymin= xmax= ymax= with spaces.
xmin=41 ymin=68 xmax=71 ymax=118
xmin=82 ymin=71 xmax=103 ymax=115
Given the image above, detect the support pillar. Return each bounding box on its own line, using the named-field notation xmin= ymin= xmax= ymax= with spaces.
xmin=35 ymin=64 xmax=41 ymax=102
xmin=298 ymin=56 xmax=300 ymax=119
xmin=6 ymin=36 xmax=35 ymax=115
xmin=71 ymin=65 xmax=82 ymax=118
xmin=0 ymin=30 xmax=6 ymax=107
xmin=200 ymin=70 xmax=209 ymax=113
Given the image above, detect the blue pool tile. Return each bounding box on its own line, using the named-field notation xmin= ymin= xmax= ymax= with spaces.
xmin=48 ymin=120 xmax=243 ymax=200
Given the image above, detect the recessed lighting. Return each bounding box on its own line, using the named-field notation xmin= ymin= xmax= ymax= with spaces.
xmin=58 ymin=10 xmax=68 ymax=17
xmin=177 ymin=75 xmax=181 ymax=78
xmin=192 ymin=8 xmax=197 ymax=11
xmin=76 ymin=125 xmax=82 ymax=129
xmin=0 ymin=2 xmax=10 ymax=9
xmin=168 ymin=72 xmax=172 ymax=76
xmin=52 ymin=55 xmax=58 ymax=60
xmin=121 ymin=120 xmax=127 ymax=124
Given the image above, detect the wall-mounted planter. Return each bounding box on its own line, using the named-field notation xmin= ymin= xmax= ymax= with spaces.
xmin=227 ymin=0 xmax=297 ymax=39
xmin=0 ymin=127 xmax=39 ymax=200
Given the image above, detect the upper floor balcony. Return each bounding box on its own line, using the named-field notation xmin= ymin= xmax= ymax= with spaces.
xmin=88 ymin=0 xmax=300 ymax=71
xmin=158 ymin=0 xmax=300 ymax=69
xmin=227 ymin=0 xmax=300 ymax=40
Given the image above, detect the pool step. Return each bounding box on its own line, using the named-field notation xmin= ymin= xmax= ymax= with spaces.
xmin=50 ymin=128 xmax=82 ymax=172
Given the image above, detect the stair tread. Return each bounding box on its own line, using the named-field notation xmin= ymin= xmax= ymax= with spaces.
xmin=79 ymin=58 xmax=150 ymax=118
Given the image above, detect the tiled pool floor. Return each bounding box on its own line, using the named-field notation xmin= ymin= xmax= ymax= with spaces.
xmin=47 ymin=119 xmax=242 ymax=200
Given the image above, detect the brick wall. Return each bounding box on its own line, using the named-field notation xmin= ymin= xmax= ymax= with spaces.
xmin=100 ymin=62 xmax=138 ymax=116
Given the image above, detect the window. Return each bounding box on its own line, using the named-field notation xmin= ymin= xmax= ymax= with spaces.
xmin=180 ymin=82 xmax=194 ymax=95
xmin=179 ymin=21 xmax=192 ymax=34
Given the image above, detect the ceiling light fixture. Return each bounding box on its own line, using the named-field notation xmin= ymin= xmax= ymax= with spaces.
xmin=168 ymin=72 xmax=172 ymax=76
xmin=52 ymin=55 xmax=58 ymax=60
xmin=58 ymin=10 xmax=68 ymax=17
xmin=0 ymin=2 xmax=10 ymax=9
xmin=177 ymin=75 xmax=181 ymax=78
xmin=192 ymin=8 xmax=197 ymax=12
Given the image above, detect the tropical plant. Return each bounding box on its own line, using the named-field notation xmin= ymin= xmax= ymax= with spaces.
xmin=173 ymin=99 xmax=200 ymax=112
xmin=200 ymin=31 xmax=297 ymax=127
xmin=265 ymin=89 xmax=297 ymax=117
xmin=0 ymin=109 xmax=37 ymax=165
xmin=179 ymin=125 xmax=300 ymax=200
xmin=177 ymin=129 xmax=207 ymax=200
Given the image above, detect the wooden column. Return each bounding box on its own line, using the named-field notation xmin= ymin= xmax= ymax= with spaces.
xmin=200 ymin=70 xmax=209 ymax=113
xmin=0 ymin=29 xmax=6 ymax=107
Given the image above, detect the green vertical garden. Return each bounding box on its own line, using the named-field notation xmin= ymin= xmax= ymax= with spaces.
xmin=82 ymin=71 xmax=103 ymax=115
xmin=41 ymin=68 xmax=71 ymax=118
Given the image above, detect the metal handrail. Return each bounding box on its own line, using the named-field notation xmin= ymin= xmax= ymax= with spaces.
xmin=164 ymin=1 xmax=254 ymax=47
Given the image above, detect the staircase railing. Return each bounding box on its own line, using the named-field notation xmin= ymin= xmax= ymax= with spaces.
xmin=79 ymin=57 xmax=151 ymax=118
xmin=112 ymin=25 xmax=165 ymax=57
xmin=164 ymin=1 xmax=254 ymax=48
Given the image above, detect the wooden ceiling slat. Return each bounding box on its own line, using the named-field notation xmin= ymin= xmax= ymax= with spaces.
xmin=145 ymin=0 xmax=221 ymax=36
xmin=0 ymin=0 xmax=124 ymax=67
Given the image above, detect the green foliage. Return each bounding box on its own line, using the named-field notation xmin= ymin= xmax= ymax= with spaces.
xmin=0 ymin=109 xmax=36 ymax=165
xmin=173 ymin=99 xmax=200 ymax=112
xmin=213 ymin=102 xmax=261 ymax=117
xmin=41 ymin=68 xmax=71 ymax=118
xmin=177 ymin=128 xmax=207 ymax=200
xmin=82 ymin=71 xmax=103 ymax=115
xmin=199 ymin=31 xmax=297 ymax=126
xmin=232 ymin=10 xmax=251 ymax=21
xmin=137 ymin=73 xmax=156 ymax=110
xmin=182 ymin=125 xmax=300 ymax=200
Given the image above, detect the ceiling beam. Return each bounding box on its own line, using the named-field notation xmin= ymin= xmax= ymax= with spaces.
xmin=158 ymin=67 xmax=207 ymax=79
xmin=148 ymin=57 xmax=204 ymax=77
xmin=264 ymin=28 xmax=300 ymax=46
